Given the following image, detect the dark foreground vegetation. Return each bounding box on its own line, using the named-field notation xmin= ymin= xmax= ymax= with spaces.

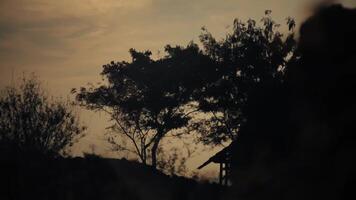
xmin=1 ymin=3 xmax=356 ymax=200
xmin=227 ymin=4 xmax=356 ymax=200
xmin=1 ymin=155 xmax=223 ymax=200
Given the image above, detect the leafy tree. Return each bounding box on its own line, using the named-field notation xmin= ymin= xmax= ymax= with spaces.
xmin=193 ymin=11 xmax=297 ymax=145
xmin=75 ymin=43 xmax=215 ymax=168
xmin=74 ymin=11 xmax=297 ymax=168
xmin=0 ymin=77 xmax=85 ymax=158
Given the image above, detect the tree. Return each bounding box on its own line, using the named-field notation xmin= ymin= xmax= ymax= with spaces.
xmin=74 ymin=43 xmax=215 ymax=168
xmin=193 ymin=11 xmax=297 ymax=145
xmin=227 ymin=5 xmax=356 ymax=199
xmin=0 ymin=77 xmax=85 ymax=158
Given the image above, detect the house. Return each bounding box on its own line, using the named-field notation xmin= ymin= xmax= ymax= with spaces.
xmin=198 ymin=142 xmax=234 ymax=186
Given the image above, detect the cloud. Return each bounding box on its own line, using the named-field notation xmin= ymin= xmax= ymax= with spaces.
xmin=0 ymin=0 xmax=152 ymax=52
xmin=1 ymin=0 xmax=355 ymax=89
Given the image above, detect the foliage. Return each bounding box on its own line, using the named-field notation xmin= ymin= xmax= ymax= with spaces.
xmin=0 ymin=77 xmax=85 ymax=158
xmin=74 ymin=43 xmax=214 ymax=168
xmin=193 ymin=11 xmax=297 ymax=145
xmin=74 ymin=11 xmax=297 ymax=169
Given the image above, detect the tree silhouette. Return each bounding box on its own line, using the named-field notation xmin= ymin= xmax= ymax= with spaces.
xmin=226 ymin=5 xmax=356 ymax=199
xmin=75 ymin=43 xmax=215 ymax=168
xmin=0 ymin=77 xmax=85 ymax=158
xmin=193 ymin=11 xmax=297 ymax=145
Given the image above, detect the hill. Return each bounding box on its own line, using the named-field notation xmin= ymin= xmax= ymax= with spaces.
xmin=1 ymin=155 xmax=224 ymax=200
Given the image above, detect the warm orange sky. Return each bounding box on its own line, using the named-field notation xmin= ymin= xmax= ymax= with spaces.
xmin=1 ymin=0 xmax=356 ymax=178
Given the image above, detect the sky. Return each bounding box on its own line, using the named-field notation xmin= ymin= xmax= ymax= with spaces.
xmin=1 ymin=0 xmax=356 ymax=178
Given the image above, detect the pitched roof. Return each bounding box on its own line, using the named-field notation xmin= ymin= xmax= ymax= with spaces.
xmin=197 ymin=142 xmax=234 ymax=169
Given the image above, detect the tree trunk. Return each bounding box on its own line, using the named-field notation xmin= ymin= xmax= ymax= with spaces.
xmin=151 ymin=133 xmax=163 ymax=169
xmin=141 ymin=141 xmax=147 ymax=165
xmin=141 ymin=149 xmax=147 ymax=165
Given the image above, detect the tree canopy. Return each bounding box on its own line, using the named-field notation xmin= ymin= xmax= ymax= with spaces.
xmin=192 ymin=11 xmax=297 ymax=145
xmin=0 ymin=77 xmax=85 ymax=158
xmin=75 ymin=11 xmax=297 ymax=169
xmin=75 ymin=43 xmax=216 ymax=168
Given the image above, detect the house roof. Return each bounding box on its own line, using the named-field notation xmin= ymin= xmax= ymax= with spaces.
xmin=197 ymin=142 xmax=234 ymax=169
